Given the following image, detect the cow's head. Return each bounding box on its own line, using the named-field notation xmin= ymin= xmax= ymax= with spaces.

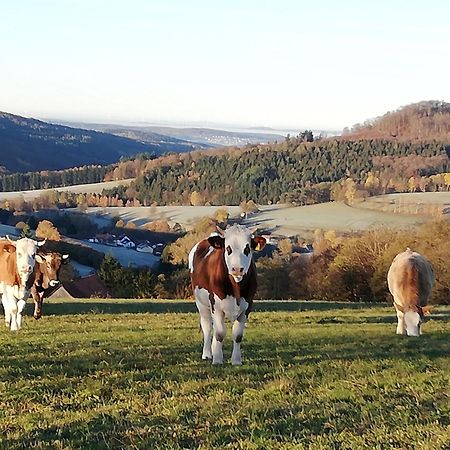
xmin=12 ymin=237 xmax=46 ymax=286
xmin=208 ymin=225 xmax=266 ymax=283
xmin=33 ymin=251 xmax=68 ymax=319
xmin=35 ymin=251 xmax=68 ymax=289
xmin=403 ymin=310 xmax=422 ymax=337
xmin=401 ymin=305 xmax=432 ymax=337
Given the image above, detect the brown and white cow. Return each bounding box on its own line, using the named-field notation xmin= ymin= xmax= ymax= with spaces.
xmin=0 ymin=237 xmax=45 ymax=330
xmin=30 ymin=251 xmax=69 ymax=320
xmin=189 ymin=225 xmax=266 ymax=365
xmin=387 ymin=248 xmax=434 ymax=337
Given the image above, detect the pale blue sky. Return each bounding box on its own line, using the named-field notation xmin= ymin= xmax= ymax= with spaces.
xmin=1 ymin=0 xmax=449 ymax=129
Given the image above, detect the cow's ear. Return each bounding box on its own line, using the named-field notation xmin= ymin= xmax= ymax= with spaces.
xmin=251 ymin=236 xmax=266 ymax=252
xmin=208 ymin=235 xmax=225 ymax=249
xmin=422 ymin=305 xmax=433 ymax=315
xmin=35 ymin=254 xmax=44 ymax=263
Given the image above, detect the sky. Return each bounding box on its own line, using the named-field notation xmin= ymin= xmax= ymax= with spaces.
xmin=1 ymin=0 xmax=450 ymax=130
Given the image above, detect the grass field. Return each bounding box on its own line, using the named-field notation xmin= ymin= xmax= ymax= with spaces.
xmin=84 ymin=201 xmax=428 ymax=236
xmin=0 ymin=179 xmax=133 ymax=202
xmin=357 ymin=192 xmax=450 ymax=216
xmin=0 ymin=300 xmax=449 ymax=449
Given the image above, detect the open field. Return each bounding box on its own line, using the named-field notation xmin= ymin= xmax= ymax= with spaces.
xmin=85 ymin=202 xmax=429 ymax=236
xmin=0 ymin=179 xmax=133 ymax=202
xmin=248 ymin=203 xmax=428 ymax=235
xmin=357 ymin=192 xmax=450 ymax=215
xmin=0 ymin=300 xmax=449 ymax=449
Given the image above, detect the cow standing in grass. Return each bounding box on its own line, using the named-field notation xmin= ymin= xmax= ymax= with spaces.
xmin=30 ymin=251 xmax=69 ymax=320
xmin=0 ymin=237 xmax=44 ymax=330
xmin=189 ymin=225 xmax=266 ymax=365
xmin=387 ymin=248 xmax=434 ymax=337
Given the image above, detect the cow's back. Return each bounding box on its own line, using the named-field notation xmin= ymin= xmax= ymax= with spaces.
xmin=388 ymin=249 xmax=434 ymax=310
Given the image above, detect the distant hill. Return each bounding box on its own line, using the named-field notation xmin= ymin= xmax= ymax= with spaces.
xmin=133 ymin=125 xmax=285 ymax=147
xmin=343 ymin=100 xmax=450 ymax=141
xmin=0 ymin=112 xmax=206 ymax=173
xmin=58 ymin=122 xmax=285 ymax=147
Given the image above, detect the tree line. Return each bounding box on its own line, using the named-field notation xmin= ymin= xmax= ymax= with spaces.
xmin=0 ymin=165 xmax=111 ymax=192
xmin=102 ymin=138 xmax=450 ymax=206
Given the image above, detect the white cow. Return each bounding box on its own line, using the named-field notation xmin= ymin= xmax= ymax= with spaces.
xmin=0 ymin=237 xmax=45 ymax=331
xmin=387 ymin=248 xmax=434 ymax=337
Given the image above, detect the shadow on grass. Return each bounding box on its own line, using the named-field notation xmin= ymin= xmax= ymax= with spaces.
xmin=33 ymin=300 xmax=399 ymax=316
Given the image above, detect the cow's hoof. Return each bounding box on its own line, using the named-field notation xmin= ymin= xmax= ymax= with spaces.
xmin=231 ymin=360 xmax=242 ymax=366
xmin=202 ymin=355 xmax=212 ymax=360
xmin=212 ymin=359 xmax=223 ymax=365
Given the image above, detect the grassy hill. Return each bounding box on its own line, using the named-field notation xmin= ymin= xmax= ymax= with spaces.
xmin=1 ymin=300 xmax=449 ymax=449
xmin=0 ymin=178 xmax=132 ymax=201
xmin=80 ymin=201 xmax=428 ymax=236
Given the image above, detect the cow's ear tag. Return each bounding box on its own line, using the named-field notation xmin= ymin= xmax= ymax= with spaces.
xmin=251 ymin=236 xmax=266 ymax=252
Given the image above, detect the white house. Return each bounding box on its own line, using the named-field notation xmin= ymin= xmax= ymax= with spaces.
xmin=136 ymin=242 xmax=153 ymax=253
xmin=115 ymin=235 xmax=136 ymax=248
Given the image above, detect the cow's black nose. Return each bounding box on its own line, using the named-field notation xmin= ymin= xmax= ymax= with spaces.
xmin=232 ymin=267 xmax=244 ymax=274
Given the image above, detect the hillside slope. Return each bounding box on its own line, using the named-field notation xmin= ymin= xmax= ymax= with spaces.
xmin=59 ymin=122 xmax=284 ymax=147
xmin=0 ymin=112 xmax=198 ymax=173
xmin=343 ymin=100 xmax=450 ymax=141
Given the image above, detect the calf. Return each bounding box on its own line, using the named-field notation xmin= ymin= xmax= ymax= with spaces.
xmin=387 ymin=248 xmax=434 ymax=337
xmin=189 ymin=225 xmax=266 ymax=365
xmin=30 ymin=251 xmax=69 ymax=320
xmin=0 ymin=237 xmax=45 ymax=330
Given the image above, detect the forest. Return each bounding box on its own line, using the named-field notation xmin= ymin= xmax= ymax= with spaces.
xmin=0 ymin=165 xmax=111 ymax=192
xmin=102 ymin=138 xmax=450 ymax=206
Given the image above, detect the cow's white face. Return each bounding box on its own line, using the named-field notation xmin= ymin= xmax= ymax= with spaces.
xmin=208 ymin=225 xmax=266 ymax=283
xmin=404 ymin=310 xmax=421 ymax=337
xmin=223 ymin=226 xmax=253 ymax=283
xmin=15 ymin=238 xmax=42 ymax=285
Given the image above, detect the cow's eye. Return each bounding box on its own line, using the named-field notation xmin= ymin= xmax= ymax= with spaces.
xmin=244 ymin=244 xmax=250 ymax=256
xmin=226 ymin=245 xmax=232 ymax=255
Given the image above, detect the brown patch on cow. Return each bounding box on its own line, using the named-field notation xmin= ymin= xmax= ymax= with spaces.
xmin=0 ymin=242 xmax=20 ymax=285
xmin=191 ymin=239 xmax=257 ymax=316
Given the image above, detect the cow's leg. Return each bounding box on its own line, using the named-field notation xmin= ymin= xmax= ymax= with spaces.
xmin=2 ymin=297 xmax=11 ymax=327
xmin=33 ymin=295 xmax=43 ymax=320
xmin=195 ymin=299 xmax=213 ymax=360
xmin=396 ymin=308 xmax=406 ymax=335
xmin=231 ymin=312 xmax=247 ymax=366
xmin=16 ymin=299 xmax=26 ymax=330
xmin=8 ymin=298 xmax=19 ymax=331
xmin=212 ymin=310 xmax=226 ymax=365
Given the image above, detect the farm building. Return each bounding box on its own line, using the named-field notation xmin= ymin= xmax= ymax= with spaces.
xmin=48 ymin=274 xmax=109 ymax=299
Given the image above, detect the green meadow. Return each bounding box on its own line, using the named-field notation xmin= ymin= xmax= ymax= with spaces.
xmin=0 ymin=300 xmax=449 ymax=449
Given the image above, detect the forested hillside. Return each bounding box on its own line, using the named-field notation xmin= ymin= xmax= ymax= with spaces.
xmin=343 ymin=100 xmax=450 ymax=141
xmin=0 ymin=112 xmax=190 ymax=172
xmin=0 ymin=165 xmax=111 ymax=192
xmin=103 ymin=138 xmax=450 ymax=206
